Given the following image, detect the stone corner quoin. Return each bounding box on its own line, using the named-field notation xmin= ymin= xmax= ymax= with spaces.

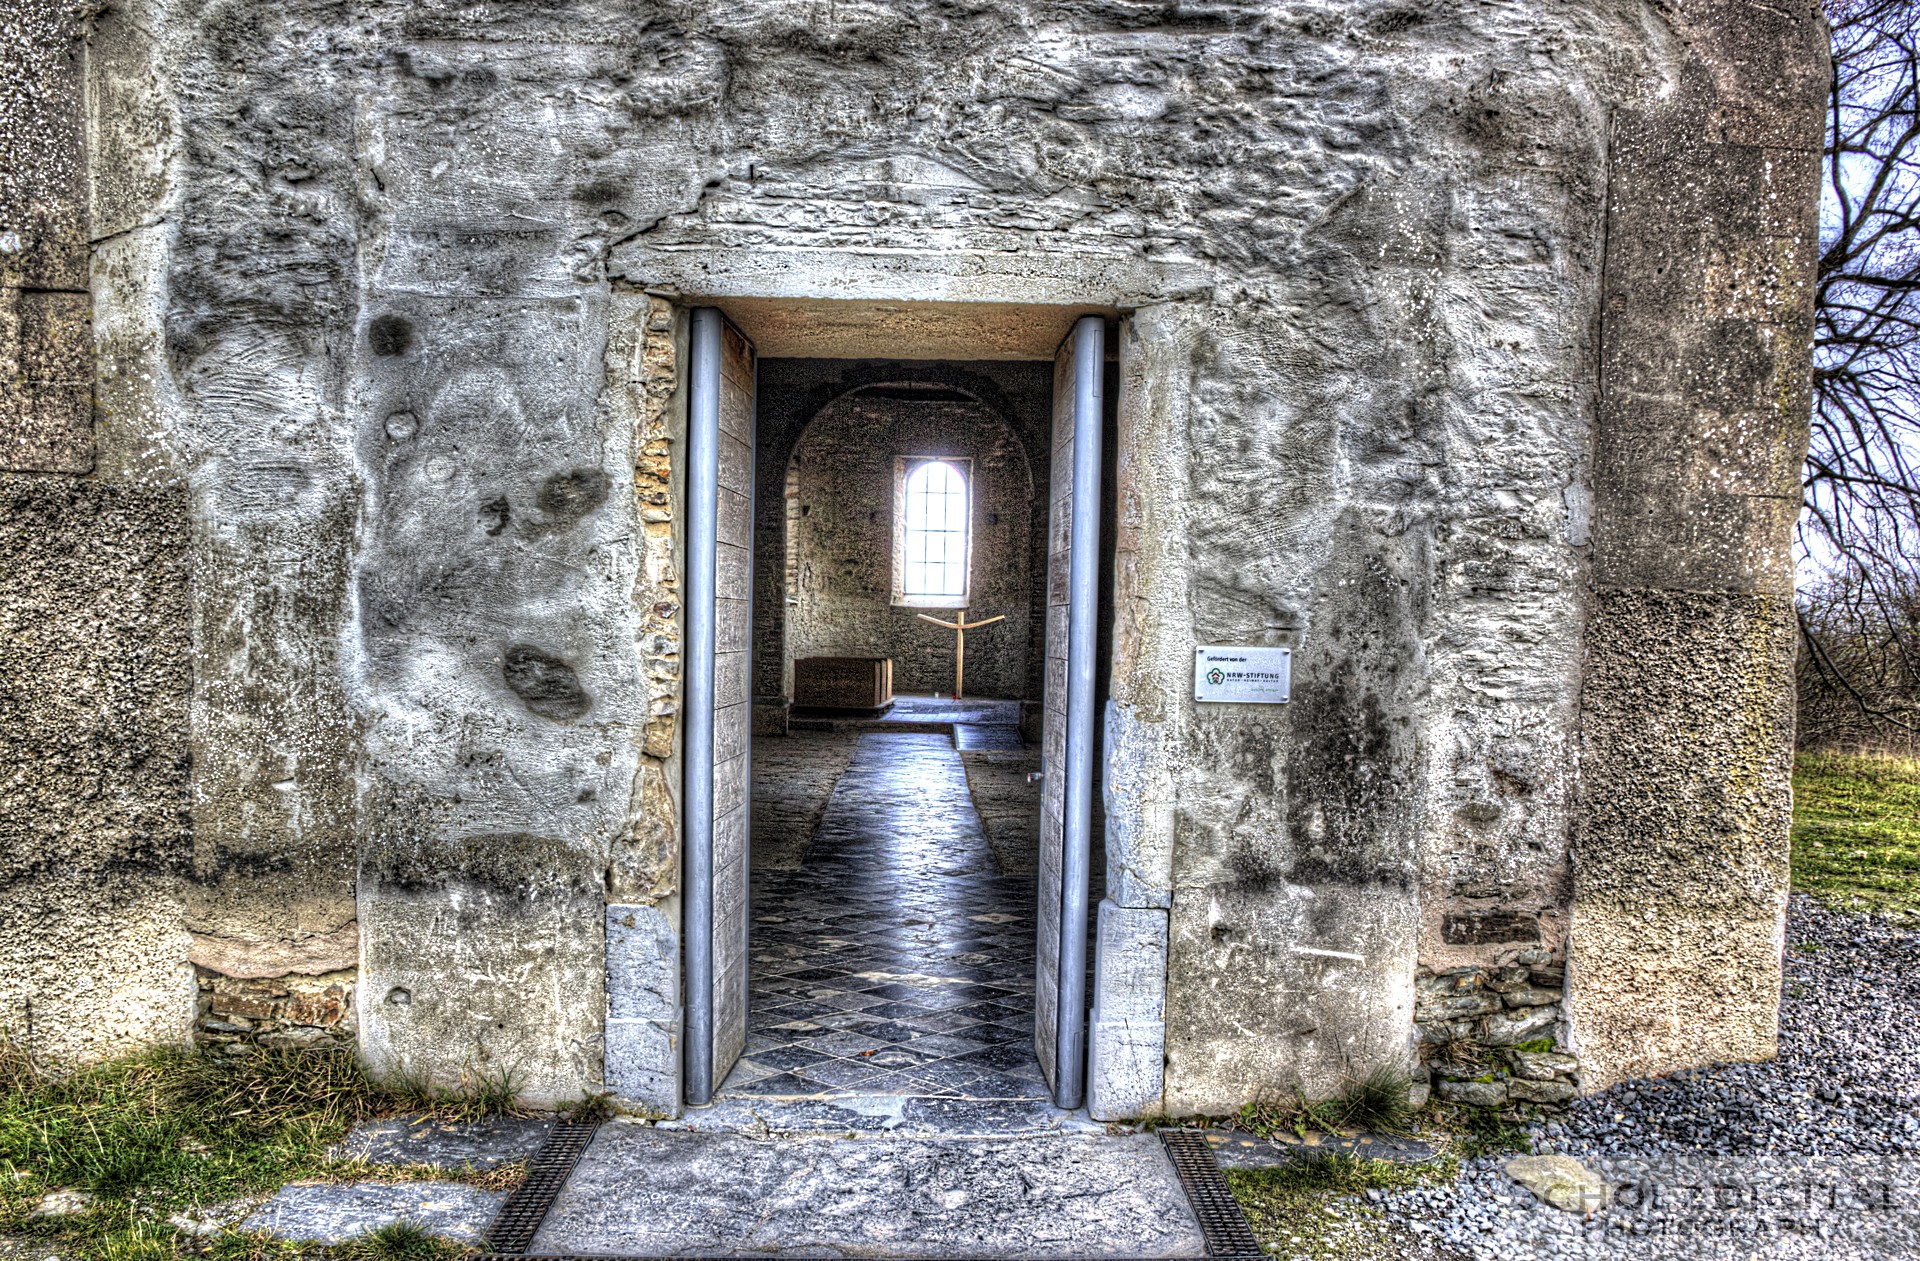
xmin=0 ymin=0 xmax=1824 ymax=1114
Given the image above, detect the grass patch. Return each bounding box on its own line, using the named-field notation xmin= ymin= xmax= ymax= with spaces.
xmin=1227 ymin=1153 xmax=1454 ymax=1261
xmin=1234 ymin=1066 xmax=1416 ymax=1142
xmin=1792 ymin=751 xmax=1920 ymax=923
xmin=0 ymin=1038 xmax=517 ymax=1258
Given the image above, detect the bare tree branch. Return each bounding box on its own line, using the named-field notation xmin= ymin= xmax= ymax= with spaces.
xmin=1798 ymin=0 xmax=1920 ymax=752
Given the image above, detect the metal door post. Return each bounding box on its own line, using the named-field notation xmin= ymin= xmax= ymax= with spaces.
xmin=684 ymin=307 xmax=722 ymax=1107
xmin=1055 ymin=314 xmax=1104 ymax=1109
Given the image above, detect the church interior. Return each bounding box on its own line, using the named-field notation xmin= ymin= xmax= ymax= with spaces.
xmin=727 ymin=358 xmax=1089 ymax=1111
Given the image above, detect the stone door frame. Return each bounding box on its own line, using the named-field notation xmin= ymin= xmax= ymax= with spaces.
xmin=613 ymin=242 xmax=1198 ymax=1119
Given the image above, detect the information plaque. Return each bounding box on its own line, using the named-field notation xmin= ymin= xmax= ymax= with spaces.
xmin=1194 ymin=646 xmax=1292 ymax=704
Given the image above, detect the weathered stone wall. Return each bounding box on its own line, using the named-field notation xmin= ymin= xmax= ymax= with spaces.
xmin=1567 ymin=0 xmax=1825 ymax=1089
xmin=786 ymin=392 xmax=1034 ymax=699
xmin=1416 ymin=951 xmax=1582 ymax=1110
xmin=0 ymin=480 xmax=194 ymax=1061
xmin=0 ymin=1 xmax=196 ymax=1064
xmin=7 ymin=0 xmax=1819 ymax=1109
xmin=2 ymin=0 xmax=92 ymax=475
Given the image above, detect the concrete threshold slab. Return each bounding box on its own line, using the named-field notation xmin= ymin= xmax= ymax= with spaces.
xmin=528 ymin=1122 xmax=1206 ymax=1258
xmin=677 ymin=1092 xmax=1106 ymax=1139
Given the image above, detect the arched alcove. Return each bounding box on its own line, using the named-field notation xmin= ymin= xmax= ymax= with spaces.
xmin=781 ymin=382 xmax=1035 ymax=699
xmin=751 ymin=360 xmax=1055 ymax=730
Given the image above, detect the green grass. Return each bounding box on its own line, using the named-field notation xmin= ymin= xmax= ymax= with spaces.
xmin=1232 ymin=1066 xmax=1417 ymax=1143
xmin=1227 ymin=1153 xmax=1455 ymax=1261
xmin=1792 ymin=751 xmax=1920 ymax=923
xmin=0 ymin=1039 xmax=509 ymax=1258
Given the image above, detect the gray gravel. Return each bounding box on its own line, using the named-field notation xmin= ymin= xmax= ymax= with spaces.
xmin=1382 ymin=896 xmax=1920 ymax=1260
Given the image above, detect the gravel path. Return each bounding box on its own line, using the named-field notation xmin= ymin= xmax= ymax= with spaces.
xmin=1383 ymin=897 xmax=1920 ymax=1259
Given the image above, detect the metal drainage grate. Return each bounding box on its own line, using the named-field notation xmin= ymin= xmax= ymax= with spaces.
xmin=1158 ymin=1128 xmax=1265 ymax=1259
xmin=482 ymin=1116 xmax=602 ymax=1256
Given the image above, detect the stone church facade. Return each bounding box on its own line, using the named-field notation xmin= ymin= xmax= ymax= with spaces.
xmin=1 ymin=0 xmax=1824 ymax=1117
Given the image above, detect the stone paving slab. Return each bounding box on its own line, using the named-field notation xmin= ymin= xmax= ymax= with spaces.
xmin=679 ymin=1091 xmax=1103 ymax=1138
xmin=531 ymin=1123 xmax=1206 ymax=1257
xmin=332 ymin=1113 xmax=554 ymax=1170
xmin=240 ymin=1181 xmax=505 ymax=1244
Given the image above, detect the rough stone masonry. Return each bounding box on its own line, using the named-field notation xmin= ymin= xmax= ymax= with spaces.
xmin=0 ymin=0 xmax=1824 ymax=1114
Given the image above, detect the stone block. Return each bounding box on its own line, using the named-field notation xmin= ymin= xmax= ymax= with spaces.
xmin=0 ymin=478 xmax=192 ymax=1064
xmin=717 ymin=596 xmax=751 ymax=654
xmin=714 ymin=746 xmax=748 ymax=817
xmin=1 ymin=288 xmax=93 ymax=473
xmin=283 ymin=985 xmax=351 ymax=1028
xmin=1484 ymin=967 xmax=1532 ymax=993
xmin=357 ymin=849 xmax=605 ymax=1108
xmin=1100 ymin=703 xmax=1174 ymax=906
xmin=719 ymin=432 xmax=752 ymax=496
xmin=1483 ymin=1004 xmax=1560 ymax=1046
xmin=716 ymin=537 xmax=751 ymax=598
xmin=1441 ymin=911 xmax=1540 ymax=946
xmin=1092 ymin=900 xmax=1167 ymax=1022
xmin=242 ymin=1182 xmax=505 ymax=1245
xmin=1417 ymin=1019 xmax=1475 ymax=1045
xmin=1437 ymin=1079 xmax=1507 ymax=1107
xmin=717 ymin=486 xmax=751 ymax=547
xmin=607 ymin=903 xmax=678 ymax=1021
xmin=1086 ymin=1013 xmax=1164 ymax=1122
xmin=1415 ymin=992 xmax=1501 ymax=1023
xmin=1505 ymin=1154 xmax=1608 ymax=1213
xmin=333 ymin=1114 xmax=556 ymax=1170
xmin=793 ymin=657 xmax=893 ymax=709
xmin=210 ymin=993 xmax=275 ymax=1021
xmin=717 ymin=699 xmax=751 ymax=768
xmin=1507 ymin=1049 xmax=1579 ymax=1081
xmin=606 ymin=1015 xmax=681 ymax=1116
xmin=1506 ymin=1077 xmax=1579 ymax=1106
xmin=1569 ymin=590 xmax=1796 ymax=1085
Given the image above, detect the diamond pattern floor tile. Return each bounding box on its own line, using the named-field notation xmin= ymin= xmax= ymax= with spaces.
xmin=715 ymin=724 xmax=1055 ymax=1118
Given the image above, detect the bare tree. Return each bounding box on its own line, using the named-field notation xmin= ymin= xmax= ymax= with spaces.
xmin=1798 ymin=0 xmax=1920 ymax=747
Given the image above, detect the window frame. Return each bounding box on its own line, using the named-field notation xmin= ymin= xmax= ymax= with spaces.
xmin=891 ymin=455 xmax=973 ymax=609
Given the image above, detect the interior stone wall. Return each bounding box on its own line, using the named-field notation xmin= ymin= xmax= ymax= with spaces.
xmin=752 ymin=360 xmax=1054 ymax=729
xmin=785 ymin=391 xmax=1035 ymax=700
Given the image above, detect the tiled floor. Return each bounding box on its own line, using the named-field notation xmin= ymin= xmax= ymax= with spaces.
xmin=718 ymin=726 xmax=1051 ymax=1106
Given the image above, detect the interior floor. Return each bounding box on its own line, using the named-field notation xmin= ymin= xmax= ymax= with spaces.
xmin=717 ymin=700 xmax=1049 ymax=1111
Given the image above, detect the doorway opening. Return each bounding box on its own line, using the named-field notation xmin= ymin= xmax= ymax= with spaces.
xmin=673 ymin=302 xmax=1128 ymax=1127
xmin=720 ymin=360 xmax=1068 ymax=1121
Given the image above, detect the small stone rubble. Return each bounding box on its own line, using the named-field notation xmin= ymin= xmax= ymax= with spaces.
xmin=193 ymin=966 xmax=355 ymax=1052
xmin=1416 ymin=949 xmax=1583 ymax=1111
xmin=1381 ymin=897 xmax=1920 ymax=1260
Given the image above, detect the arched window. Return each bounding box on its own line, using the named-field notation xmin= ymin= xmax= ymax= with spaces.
xmin=901 ymin=459 xmax=970 ymax=599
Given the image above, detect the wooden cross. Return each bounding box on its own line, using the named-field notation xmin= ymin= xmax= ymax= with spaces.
xmin=916 ymin=611 xmax=1006 ymax=700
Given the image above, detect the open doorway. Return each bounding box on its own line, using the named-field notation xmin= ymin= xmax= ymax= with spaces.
xmin=672 ymin=305 xmax=1129 ymax=1125
xmin=722 ymin=360 xmax=1062 ymax=1117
